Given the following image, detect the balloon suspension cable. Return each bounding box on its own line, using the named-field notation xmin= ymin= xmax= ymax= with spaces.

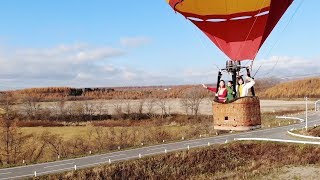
xmin=264 ymin=0 xmax=306 ymax=58
xmin=253 ymin=0 xmax=306 ymax=78
xmin=213 ymin=63 xmax=220 ymax=71
xmin=239 ymin=60 xmax=254 ymax=75
xmin=252 ymin=64 xmax=262 ymax=78
xmin=249 ymin=60 xmax=254 ymax=71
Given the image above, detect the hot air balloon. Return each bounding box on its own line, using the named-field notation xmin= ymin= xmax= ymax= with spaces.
xmin=167 ymin=0 xmax=294 ymax=130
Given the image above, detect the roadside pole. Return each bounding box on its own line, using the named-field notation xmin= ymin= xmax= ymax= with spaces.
xmin=305 ymin=97 xmax=308 ymax=131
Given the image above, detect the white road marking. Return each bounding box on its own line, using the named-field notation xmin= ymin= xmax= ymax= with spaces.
xmin=44 ymin=162 xmax=75 ymax=169
xmin=108 ymin=155 xmax=138 ymax=162
xmin=38 ymin=167 xmax=74 ymax=176
xmin=101 ymin=154 xmax=126 ymax=160
xmin=146 ymin=147 xmax=166 ymax=152
xmin=184 ymin=141 xmax=201 ymax=145
xmin=0 ymin=172 xmax=11 ymax=175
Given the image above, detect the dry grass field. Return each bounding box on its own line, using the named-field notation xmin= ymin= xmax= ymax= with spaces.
xmin=21 ymin=126 xmax=193 ymax=141
xmin=0 ymin=111 xmax=297 ymax=168
xmin=42 ymin=142 xmax=320 ymax=179
xmin=0 ymin=77 xmax=318 ymax=169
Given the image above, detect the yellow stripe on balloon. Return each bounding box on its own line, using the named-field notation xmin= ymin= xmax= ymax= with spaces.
xmin=175 ymin=0 xmax=271 ymax=16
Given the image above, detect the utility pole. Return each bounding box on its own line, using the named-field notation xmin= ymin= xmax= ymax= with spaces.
xmin=305 ymin=97 xmax=308 ymax=131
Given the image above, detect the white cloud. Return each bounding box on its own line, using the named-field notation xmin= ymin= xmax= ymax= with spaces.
xmin=122 ymin=70 xmax=137 ymax=80
xmin=120 ymin=37 xmax=151 ymax=48
xmin=253 ymin=56 xmax=320 ymax=78
xmin=73 ymin=47 xmax=125 ymax=62
xmin=163 ymin=56 xmax=320 ymax=85
xmin=0 ymin=42 xmax=318 ymax=91
xmin=0 ymin=43 xmax=132 ymax=89
xmin=17 ymin=43 xmax=87 ymax=57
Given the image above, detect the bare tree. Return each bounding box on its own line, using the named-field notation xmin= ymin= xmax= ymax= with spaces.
xmin=0 ymin=93 xmax=29 ymax=165
xmin=180 ymin=87 xmax=206 ymax=116
xmin=123 ymin=99 xmax=132 ymax=115
xmin=180 ymin=98 xmax=189 ymax=115
xmin=21 ymin=93 xmax=41 ymax=120
xmin=156 ymin=97 xmax=168 ymax=119
xmin=84 ymin=101 xmax=95 ymax=120
xmin=67 ymin=136 xmax=90 ymax=156
xmin=145 ymin=98 xmax=157 ymax=118
xmin=67 ymin=102 xmax=84 ymax=121
xmin=93 ymin=127 xmax=107 ymax=151
xmin=40 ymin=131 xmax=65 ymax=158
xmin=96 ymin=101 xmax=107 ymax=120
xmin=117 ymin=128 xmax=129 ymax=147
xmin=23 ymin=134 xmax=47 ymax=164
xmin=55 ymin=97 xmax=67 ymax=119
xmin=0 ymin=107 xmax=32 ymax=165
xmin=167 ymin=103 xmax=172 ymax=116
xmin=112 ymin=100 xmax=124 ymax=119
xmin=136 ymin=99 xmax=145 ymax=115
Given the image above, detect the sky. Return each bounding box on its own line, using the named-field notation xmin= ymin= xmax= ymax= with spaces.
xmin=0 ymin=0 xmax=319 ymax=90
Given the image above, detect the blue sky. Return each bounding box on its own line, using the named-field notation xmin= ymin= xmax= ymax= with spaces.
xmin=0 ymin=0 xmax=319 ymax=90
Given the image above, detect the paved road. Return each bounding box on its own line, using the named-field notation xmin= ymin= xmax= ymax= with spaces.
xmin=0 ymin=112 xmax=319 ymax=179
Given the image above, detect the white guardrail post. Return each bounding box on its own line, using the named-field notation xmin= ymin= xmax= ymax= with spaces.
xmin=315 ymin=100 xmax=320 ymax=112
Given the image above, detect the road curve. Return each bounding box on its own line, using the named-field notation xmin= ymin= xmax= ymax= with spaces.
xmin=0 ymin=112 xmax=319 ymax=179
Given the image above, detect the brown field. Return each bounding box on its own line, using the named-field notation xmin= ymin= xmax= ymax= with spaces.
xmin=0 ymin=114 xmax=215 ymax=167
xmin=10 ymin=98 xmax=316 ymax=117
xmin=0 ymin=77 xmax=318 ymax=169
xmin=21 ymin=126 xmax=192 ymax=141
xmin=18 ymin=112 xmax=298 ymax=141
xmin=42 ymin=142 xmax=320 ymax=179
xmin=0 ymin=111 xmax=297 ymax=168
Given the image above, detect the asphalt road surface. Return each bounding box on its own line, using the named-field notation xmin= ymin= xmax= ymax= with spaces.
xmin=0 ymin=112 xmax=319 ymax=179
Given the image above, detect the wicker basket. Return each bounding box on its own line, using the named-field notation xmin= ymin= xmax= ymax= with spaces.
xmin=213 ymin=96 xmax=261 ymax=131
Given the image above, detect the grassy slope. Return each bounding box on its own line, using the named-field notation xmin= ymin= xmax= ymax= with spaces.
xmin=42 ymin=142 xmax=320 ymax=180
xmin=260 ymin=77 xmax=320 ymax=99
xmin=294 ymin=125 xmax=320 ymax=137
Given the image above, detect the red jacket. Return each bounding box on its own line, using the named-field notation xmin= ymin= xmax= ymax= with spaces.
xmin=207 ymin=87 xmax=227 ymax=102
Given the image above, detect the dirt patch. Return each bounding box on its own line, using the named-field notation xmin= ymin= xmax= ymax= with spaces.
xmin=261 ymin=166 xmax=320 ymax=180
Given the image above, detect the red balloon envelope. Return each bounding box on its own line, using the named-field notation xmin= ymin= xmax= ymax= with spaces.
xmin=167 ymin=0 xmax=293 ymax=61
